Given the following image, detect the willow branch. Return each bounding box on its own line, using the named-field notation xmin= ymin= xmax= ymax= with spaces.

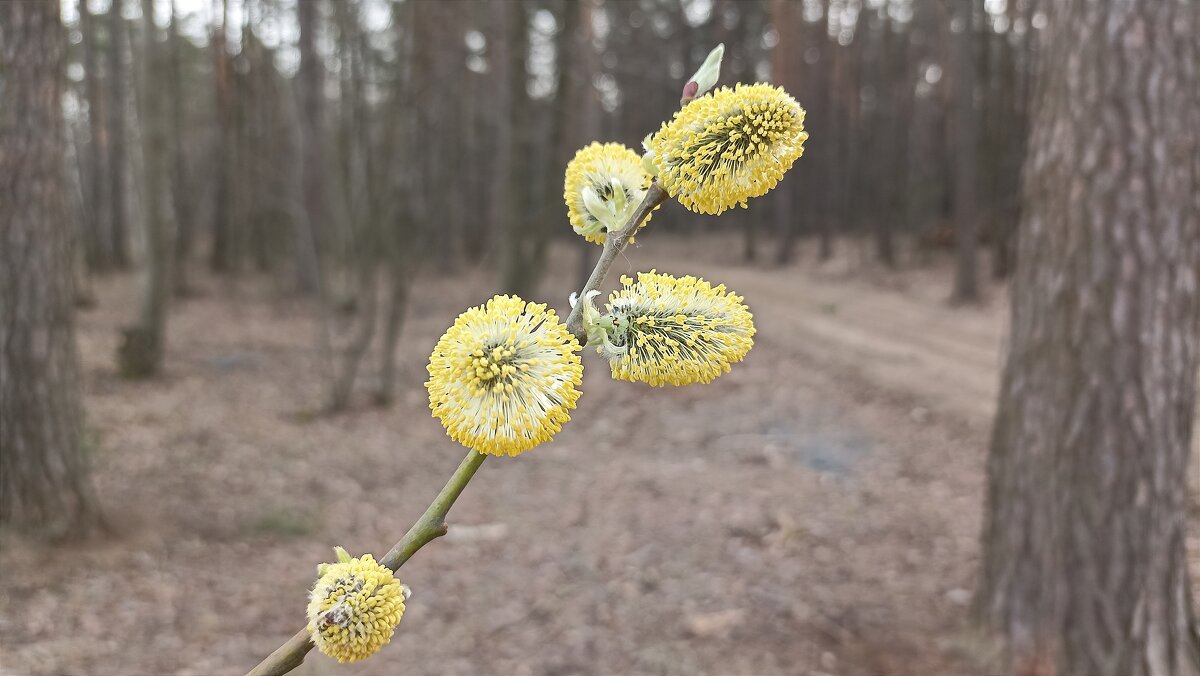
xmin=245 ymin=450 xmax=487 ymax=676
xmin=566 ymin=182 xmax=669 ymax=342
xmin=246 ymin=182 xmax=666 ymax=676
xmin=379 ymin=449 xmax=487 ymax=570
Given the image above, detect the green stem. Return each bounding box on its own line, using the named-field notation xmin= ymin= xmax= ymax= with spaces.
xmin=380 ymin=449 xmax=487 ymax=569
xmin=245 ymin=450 xmax=486 ymax=676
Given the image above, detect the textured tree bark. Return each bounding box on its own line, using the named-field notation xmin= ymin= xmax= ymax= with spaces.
xmin=977 ymin=1 xmax=1200 ymax=674
xmin=949 ymin=0 xmax=979 ymax=303
xmin=0 ymin=2 xmax=104 ymax=535
xmin=118 ymin=0 xmax=175 ymax=379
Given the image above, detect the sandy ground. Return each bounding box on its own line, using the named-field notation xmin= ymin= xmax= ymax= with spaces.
xmin=2 ymin=233 xmax=1196 ymax=675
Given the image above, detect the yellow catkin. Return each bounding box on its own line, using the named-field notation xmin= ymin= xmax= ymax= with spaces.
xmin=647 ymin=83 xmax=808 ymax=215
xmin=306 ymin=549 xmax=406 ymax=664
xmin=603 ymin=270 xmax=755 ymax=386
xmin=426 ymin=295 xmax=583 ymax=456
xmin=563 ymin=142 xmax=653 ymax=245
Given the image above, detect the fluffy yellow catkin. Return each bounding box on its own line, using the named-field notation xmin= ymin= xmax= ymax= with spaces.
xmin=563 ymin=142 xmax=654 ymax=244
xmin=647 ymin=83 xmax=808 ymax=215
xmin=307 ymin=548 xmax=407 ymax=664
xmin=602 ymin=271 xmax=755 ymax=386
xmin=426 ymin=295 xmax=583 ymax=456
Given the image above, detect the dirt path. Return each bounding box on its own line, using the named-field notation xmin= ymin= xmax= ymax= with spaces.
xmin=640 ymin=242 xmax=1007 ymax=429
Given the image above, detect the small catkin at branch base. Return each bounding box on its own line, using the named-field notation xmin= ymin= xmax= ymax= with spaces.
xmin=244 ymin=450 xmax=485 ymax=676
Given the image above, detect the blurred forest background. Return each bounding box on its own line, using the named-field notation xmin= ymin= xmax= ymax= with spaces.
xmin=60 ymin=0 xmax=1027 ymax=320
xmin=2 ymin=0 xmax=1198 ymax=674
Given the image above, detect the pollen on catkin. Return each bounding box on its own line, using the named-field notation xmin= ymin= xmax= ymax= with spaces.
xmin=426 ymin=295 xmax=583 ymax=456
xmin=307 ymin=548 xmax=407 ymax=664
xmin=600 ymin=271 xmax=754 ymax=386
xmin=564 ymin=142 xmax=653 ymax=245
xmin=647 ymin=83 xmax=808 ymax=215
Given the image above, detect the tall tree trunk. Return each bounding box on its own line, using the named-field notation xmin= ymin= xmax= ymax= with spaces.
xmin=991 ymin=0 xmax=1032 ymax=281
xmin=876 ymin=5 xmax=903 ymax=269
xmin=818 ymin=0 xmax=839 ymax=262
xmin=0 ymin=1 xmax=105 ymax=535
xmin=118 ymin=0 xmax=175 ymax=378
xmin=210 ymin=0 xmax=235 ymax=273
xmin=948 ymin=0 xmax=979 ymax=302
xmin=838 ymin=4 xmax=862 ymax=258
xmin=533 ymin=0 xmax=577 ymax=275
xmin=737 ymin=8 xmax=761 ymax=264
xmin=571 ymin=0 xmax=601 ymax=288
xmin=498 ymin=0 xmax=542 ymax=297
xmin=294 ymin=0 xmax=325 ymax=293
xmin=375 ymin=0 xmax=417 ymax=406
xmin=168 ymin=0 xmax=194 ymax=294
xmin=770 ymin=0 xmax=797 ymax=265
xmin=325 ymin=0 xmax=378 ymax=413
xmin=492 ymin=0 xmax=521 ymax=295
xmin=375 ymin=222 xmax=409 ymax=407
xmin=107 ymin=0 xmax=130 ymax=268
xmin=79 ymin=0 xmax=112 ymax=273
xmin=976 ymin=1 xmax=1200 ymax=674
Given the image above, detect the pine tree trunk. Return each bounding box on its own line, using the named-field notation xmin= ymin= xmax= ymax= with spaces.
xmin=0 ymin=2 xmax=104 ymax=536
xmin=498 ymin=0 xmax=540 ymax=297
xmin=949 ymin=0 xmax=979 ymax=303
xmin=294 ymin=0 xmax=325 ymax=293
xmin=769 ymin=0 xmax=796 ymax=266
xmin=375 ymin=0 xmax=417 ymax=407
xmin=107 ymin=0 xmax=130 ymax=268
xmin=79 ymin=0 xmax=112 ymax=272
xmin=883 ymin=5 xmax=910 ymax=269
xmin=324 ymin=0 xmax=378 ymax=414
xmin=818 ymin=0 xmax=838 ymax=263
xmin=977 ymin=2 xmax=1200 ymax=674
xmin=168 ymin=0 xmax=194 ymax=295
xmin=118 ymin=0 xmax=174 ymax=379
xmin=210 ymin=0 xmax=236 ymax=273
xmin=492 ymin=0 xmax=522 ymax=296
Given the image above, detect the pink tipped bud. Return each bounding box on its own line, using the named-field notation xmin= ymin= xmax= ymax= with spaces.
xmin=680 ymin=80 xmax=700 ymax=105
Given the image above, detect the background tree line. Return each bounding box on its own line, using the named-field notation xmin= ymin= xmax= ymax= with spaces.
xmin=64 ymin=0 xmax=1034 ymax=320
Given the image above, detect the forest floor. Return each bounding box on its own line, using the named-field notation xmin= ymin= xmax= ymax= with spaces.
xmin=3 ymin=233 xmax=1198 ymax=676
